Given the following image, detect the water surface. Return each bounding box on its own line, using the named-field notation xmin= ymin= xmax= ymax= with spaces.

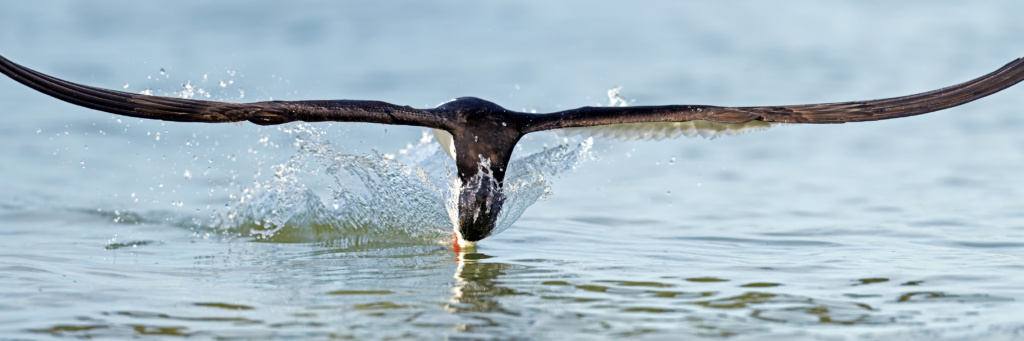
xmin=2 ymin=1 xmax=1024 ymax=339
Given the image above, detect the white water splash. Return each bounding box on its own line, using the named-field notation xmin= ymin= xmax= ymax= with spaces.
xmin=607 ymin=85 xmax=629 ymax=107
xmin=219 ymin=125 xmax=592 ymax=244
xmin=493 ymin=137 xmax=594 ymax=236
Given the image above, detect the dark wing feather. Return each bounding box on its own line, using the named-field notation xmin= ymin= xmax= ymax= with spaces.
xmin=524 ymin=57 xmax=1024 ymax=133
xmin=0 ymin=54 xmax=451 ymax=129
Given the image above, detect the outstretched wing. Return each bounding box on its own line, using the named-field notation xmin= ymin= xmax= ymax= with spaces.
xmin=0 ymin=54 xmax=451 ymax=129
xmin=524 ymin=57 xmax=1024 ymax=134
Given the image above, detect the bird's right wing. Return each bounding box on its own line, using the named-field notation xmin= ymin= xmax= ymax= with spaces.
xmin=0 ymin=54 xmax=452 ymax=130
xmin=524 ymin=57 xmax=1024 ymax=138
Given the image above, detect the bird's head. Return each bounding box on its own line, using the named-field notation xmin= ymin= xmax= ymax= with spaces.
xmin=454 ymin=169 xmax=504 ymax=245
xmin=436 ymin=97 xmax=507 ymax=113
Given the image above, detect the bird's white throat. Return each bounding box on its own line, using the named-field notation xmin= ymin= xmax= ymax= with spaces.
xmin=432 ymin=129 xmax=457 ymax=160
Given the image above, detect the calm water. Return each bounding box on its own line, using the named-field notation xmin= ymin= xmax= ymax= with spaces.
xmin=2 ymin=2 xmax=1024 ymax=340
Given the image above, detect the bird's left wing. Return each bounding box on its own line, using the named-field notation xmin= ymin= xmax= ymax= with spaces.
xmin=523 ymin=57 xmax=1024 ymax=137
xmin=0 ymin=54 xmax=451 ymax=130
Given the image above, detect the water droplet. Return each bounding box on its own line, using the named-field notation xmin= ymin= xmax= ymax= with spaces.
xmin=183 ymin=170 xmax=192 ymax=179
xmin=178 ymin=81 xmax=197 ymax=99
xmin=607 ymin=86 xmax=628 ymax=107
xmin=219 ymin=80 xmax=227 ymax=88
xmin=502 ymin=122 xmax=507 ymax=127
xmin=122 ymin=83 xmax=129 ymax=89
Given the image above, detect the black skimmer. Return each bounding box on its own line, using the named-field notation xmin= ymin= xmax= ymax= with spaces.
xmin=2 ymin=54 xmax=1022 ymax=247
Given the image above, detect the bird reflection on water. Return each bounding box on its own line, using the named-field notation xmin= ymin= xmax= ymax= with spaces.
xmin=448 ymin=250 xmax=525 ymax=332
xmin=440 ymin=246 xmax=939 ymax=338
